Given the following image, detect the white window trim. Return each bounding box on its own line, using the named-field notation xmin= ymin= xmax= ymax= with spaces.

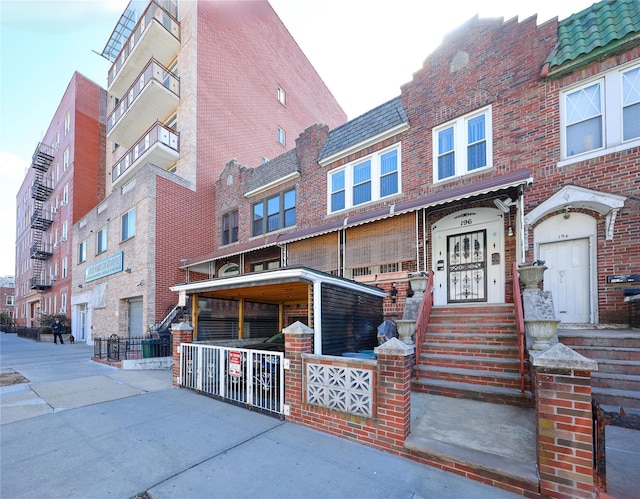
xmin=432 ymin=105 xmax=493 ymax=183
xmin=121 ymin=208 xmax=136 ymax=242
xmin=559 ymin=61 xmax=640 ymax=167
xmin=278 ymin=127 xmax=286 ymax=146
xmin=327 ymin=143 xmax=402 ymax=214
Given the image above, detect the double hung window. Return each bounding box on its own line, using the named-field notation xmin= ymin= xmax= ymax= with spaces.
xmin=328 ymin=145 xmax=400 ymax=213
xmin=222 ymin=210 xmax=239 ymax=245
xmin=561 ymin=64 xmax=640 ymax=161
xmin=252 ymin=189 xmax=296 ymax=236
xmin=433 ymin=106 xmax=492 ymax=182
xmin=121 ymin=208 xmax=136 ymax=241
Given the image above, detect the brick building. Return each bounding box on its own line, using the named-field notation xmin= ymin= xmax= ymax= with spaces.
xmin=14 ymin=73 xmax=106 ymax=331
xmin=72 ymin=0 xmax=346 ymax=343
xmin=175 ymin=1 xmax=638 ymax=344
xmin=0 ymin=276 xmax=15 ymax=321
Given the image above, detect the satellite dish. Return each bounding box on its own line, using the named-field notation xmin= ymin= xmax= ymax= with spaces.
xmin=494 ymin=197 xmax=516 ymax=213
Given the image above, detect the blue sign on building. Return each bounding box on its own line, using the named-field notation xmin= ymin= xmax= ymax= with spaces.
xmin=85 ymin=252 xmax=124 ymax=282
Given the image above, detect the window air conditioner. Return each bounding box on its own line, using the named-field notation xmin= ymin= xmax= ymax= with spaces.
xmin=51 ymin=207 xmax=58 ymax=214
xmin=50 ymin=274 xmax=57 ymax=281
xmin=59 ymin=308 xmax=65 ymax=314
xmin=60 ymin=200 xmax=68 ymax=206
xmin=60 ymin=236 xmax=68 ymax=242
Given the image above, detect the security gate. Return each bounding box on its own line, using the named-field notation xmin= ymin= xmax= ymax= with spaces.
xmin=447 ymin=229 xmax=487 ymax=302
xmin=178 ymin=343 xmax=284 ymax=416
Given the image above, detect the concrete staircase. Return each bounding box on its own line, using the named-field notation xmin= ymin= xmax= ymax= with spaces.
xmin=558 ymin=328 xmax=640 ymax=410
xmin=412 ymin=304 xmax=533 ymax=408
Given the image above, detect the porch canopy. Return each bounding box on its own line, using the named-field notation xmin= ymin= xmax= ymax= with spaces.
xmin=170 ymin=266 xmax=387 ymax=355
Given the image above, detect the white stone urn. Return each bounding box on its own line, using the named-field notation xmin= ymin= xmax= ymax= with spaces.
xmin=518 ymin=265 xmax=547 ymax=291
xmin=395 ymin=319 xmax=415 ymax=345
xmin=408 ymin=273 xmax=428 ymax=297
xmin=525 ymin=319 xmax=560 ymax=350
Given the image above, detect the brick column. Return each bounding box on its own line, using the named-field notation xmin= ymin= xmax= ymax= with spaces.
xmin=375 ymin=337 xmax=414 ymax=448
xmin=531 ymin=343 xmax=598 ymax=499
xmin=283 ymin=321 xmax=314 ymax=420
xmin=171 ymin=322 xmax=194 ymax=387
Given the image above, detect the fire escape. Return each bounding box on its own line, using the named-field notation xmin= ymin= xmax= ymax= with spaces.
xmin=29 ymin=142 xmax=55 ymax=292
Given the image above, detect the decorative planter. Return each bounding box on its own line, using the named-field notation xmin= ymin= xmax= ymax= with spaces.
xmin=395 ymin=319 xmax=415 ymax=345
xmin=525 ymin=319 xmax=560 ymax=350
xmin=408 ymin=273 xmax=428 ymax=297
xmin=518 ymin=265 xmax=547 ymax=290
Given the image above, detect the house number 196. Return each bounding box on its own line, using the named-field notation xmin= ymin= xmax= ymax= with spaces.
xmin=460 ymin=219 xmax=473 ymax=226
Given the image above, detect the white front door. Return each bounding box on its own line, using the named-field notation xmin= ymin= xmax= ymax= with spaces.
xmin=539 ymin=238 xmax=590 ymax=323
xmin=433 ymin=208 xmax=505 ymax=305
xmin=77 ymin=304 xmax=87 ymax=341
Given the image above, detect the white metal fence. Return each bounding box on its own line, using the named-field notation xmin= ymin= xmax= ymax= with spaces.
xmin=178 ymin=343 xmax=284 ymax=416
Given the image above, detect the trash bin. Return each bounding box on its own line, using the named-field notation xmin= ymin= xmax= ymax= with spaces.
xmin=158 ymin=331 xmax=172 ymax=356
xmin=142 ymin=339 xmax=155 ymax=358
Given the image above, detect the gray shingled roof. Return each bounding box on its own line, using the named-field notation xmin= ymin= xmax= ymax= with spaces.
xmin=244 ymin=148 xmax=300 ymax=194
xmin=319 ymin=96 xmax=408 ymax=161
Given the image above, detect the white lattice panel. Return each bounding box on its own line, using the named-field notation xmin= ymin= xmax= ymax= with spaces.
xmin=306 ymin=363 xmax=373 ymax=417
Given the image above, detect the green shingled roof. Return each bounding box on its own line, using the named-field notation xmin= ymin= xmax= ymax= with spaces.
xmin=546 ymin=0 xmax=640 ymax=75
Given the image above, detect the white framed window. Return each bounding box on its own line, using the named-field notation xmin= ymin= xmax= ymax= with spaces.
xmin=62 ymin=257 xmax=68 ymax=278
xmin=61 ymin=221 xmax=68 ymax=240
xmin=561 ymin=63 xmax=640 ymax=162
xmin=5 ymin=295 xmax=13 ymax=306
xmin=278 ymin=127 xmax=286 ymax=146
xmin=97 ymin=227 xmax=107 ymax=254
xmin=64 ymin=111 xmax=70 ymax=135
xmin=432 ymin=106 xmax=492 ymax=182
xmin=62 ymin=184 xmax=69 ymax=205
xmin=277 ymin=86 xmax=286 ymax=106
xmin=328 ymin=144 xmax=401 ymax=213
xmin=78 ymin=240 xmax=87 ymax=263
xmin=61 ymin=293 xmax=67 ymax=314
xmin=121 ymin=208 xmax=136 ymax=241
xmin=63 ymin=147 xmax=69 ymax=171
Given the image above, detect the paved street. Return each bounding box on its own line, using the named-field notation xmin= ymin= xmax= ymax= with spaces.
xmin=0 ymin=333 xmax=522 ymax=499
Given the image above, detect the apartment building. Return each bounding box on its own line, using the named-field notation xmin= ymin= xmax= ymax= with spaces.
xmin=174 ymin=0 xmax=639 ymax=343
xmin=72 ymin=0 xmax=346 ymax=343
xmin=14 ymin=73 xmax=106 ymax=330
xmin=0 ymin=276 xmax=15 ymax=320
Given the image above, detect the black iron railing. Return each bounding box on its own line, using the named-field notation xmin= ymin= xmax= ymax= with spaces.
xmin=93 ymin=333 xmax=172 ymax=361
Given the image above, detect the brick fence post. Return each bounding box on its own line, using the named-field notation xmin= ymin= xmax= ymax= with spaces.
xmin=375 ymin=337 xmax=414 ymax=449
xmin=531 ymin=343 xmax=598 ymax=499
xmin=283 ymin=321 xmax=314 ymax=420
xmin=171 ymin=322 xmax=194 ymax=387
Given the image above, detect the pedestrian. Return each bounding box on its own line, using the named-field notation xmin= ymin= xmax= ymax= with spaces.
xmin=51 ymin=318 xmax=64 ymax=344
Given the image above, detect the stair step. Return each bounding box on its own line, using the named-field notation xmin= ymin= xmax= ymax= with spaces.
xmin=566 ymin=346 xmax=640 ymax=361
xmin=412 ymin=378 xmax=533 ymax=408
xmin=592 ymin=372 xmax=640 ymax=392
xmin=421 ymin=353 xmax=523 ymax=372
xmin=404 ymin=435 xmax=539 ymax=495
xmin=417 ymin=366 xmax=525 ymax=390
xmin=595 ymin=359 xmax=640 ymax=376
xmin=559 ymin=330 xmax=640 ymax=349
xmin=423 ymin=334 xmax=518 ymax=346
xmin=422 ymin=343 xmax=520 ymax=358
xmin=592 ymin=387 xmax=640 ymax=410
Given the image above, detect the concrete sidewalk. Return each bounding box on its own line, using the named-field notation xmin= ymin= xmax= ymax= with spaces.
xmin=1 ymin=333 xmax=520 ymax=499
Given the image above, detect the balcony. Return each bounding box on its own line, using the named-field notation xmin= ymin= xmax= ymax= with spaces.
xmin=112 ymin=121 xmax=179 ymax=184
xmin=31 ymin=142 xmax=55 ymax=172
xmin=31 ymin=177 xmax=54 ymax=201
xmin=107 ymin=1 xmax=180 ymax=99
xmin=29 ymin=276 xmax=52 ymax=291
xmin=30 ymin=243 xmax=53 ymax=261
xmin=107 ymin=59 xmax=179 ymax=149
xmin=30 ymin=209 xmax=53 ymax=231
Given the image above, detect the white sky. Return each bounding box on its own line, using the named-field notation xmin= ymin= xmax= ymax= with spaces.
xmin=0 ymin=0 xmax=595 ymax=276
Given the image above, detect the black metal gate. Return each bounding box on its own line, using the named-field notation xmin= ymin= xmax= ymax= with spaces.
xmin=447 ymin=229 xmax=487 ymax=302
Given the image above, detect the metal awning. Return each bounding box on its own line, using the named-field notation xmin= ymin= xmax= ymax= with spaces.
xmin=170 ymin=266 xmax=387 ymax=303
xmin=180 ymin=170 xmax=532 ymax=272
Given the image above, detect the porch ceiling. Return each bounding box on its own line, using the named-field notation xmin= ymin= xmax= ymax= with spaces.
xmin=198 ymin=280 xmax=309 ymax=304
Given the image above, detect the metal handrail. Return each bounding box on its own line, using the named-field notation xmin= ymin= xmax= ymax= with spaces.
xmin=414 ymin=270 xmax=434 ymax=378
xmin=513 ymin=261 xmax=526 ymax=393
